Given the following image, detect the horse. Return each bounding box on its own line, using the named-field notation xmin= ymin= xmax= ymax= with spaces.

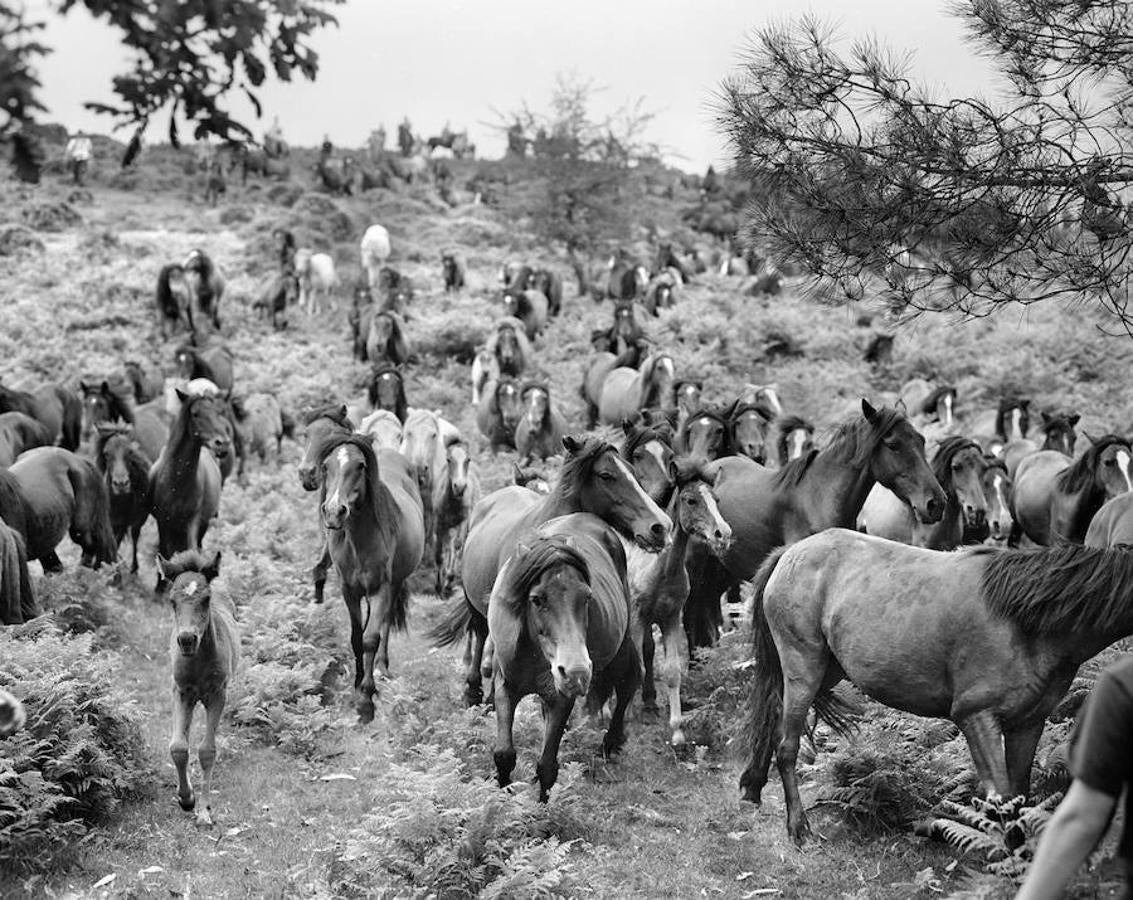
xmin=296 ymin=404 xmax=353 ymax=604
xmin=358 ymin=408 xmax=403 ymax=450
xmin=174 ymin=341 xmax=234 ymax=397
xmin=531 ymin=269 xmax=563 ymax=317
xmin=972 ymin=396 xmax=1031 ymax=455
xmin=739 ymin=383 xmax=784 ymax=419
xmin=590 ymin=351 xmax=676 ymax=428
xmin=230 ymin=394 xmax=288 ymax=465
xmin=0 ymin=520 xmax=34 ymax=626
xmin=483 ymin=317 xmax=532 ymax=383
xmin=1002 ymin=411 xmax=1080 ymax=479
xmin=642 ymin=271 xmax=679 ymax=316
xmin=434 ymin=439 xmax=480 ymax=596
xmin=501 ymin=288 xmax=548 ymax=341
xmin=899 ymin=379 xmax=958 ymax=429
xmin=513 ymin=462 xmax=554 ymax=494
xmin=619 ymin=419 xmax=675 ymax=506
xmin=316 ymin=433 xmax=425 ymax=721
xmin=740 ymin=530 xmax=1133 ymax=845
xmin=368 ymin=364 xmax=408 ymax=424
xmin=673 ymin=379 xmax=702 ymax=436
xmin=728 ymin=402 xmax=775 ymax=465
xmin=0 ymin=381 xmax=81 ymax=451
xmin=488 ymin=516 xmax=642 ymax=800
xmin=627 ymin=459 xmax=731 ymax=745
xmin=365 ymin=310 xmax=410 ymax=367
xmin=476 ymin=376 xmax=523 ymax=454
xmin=156 ymin=263 xmax=194 ymax=338
xmin=0 ymin=412 xmax=51 ymax=467
xmin=676 ymin=404 xmax=735 ymax=463
xmin=8 ymin=447 xmax=117 ymax=571
xmin=254 ymin=270 xmax=298 ymax=330
xmin=973 ymin=455 xmax=1014 ymax=543
xmin=399 ymin=408 xmax=451 ymax=549
xmin=500 ymin=262 xmax=534 ymax=292
xmin=359 ymin=224 xmax=392 ymax=291
xmin=148 ymin=392 xmax=227 ymax=570
xmin=606 ymin=250 xmax=648 ymax=300
xmin=683 ymin=401 xmax=946 ymax=652
xmin=514 ymin=383 xmax=568 ymax=463
xmin=377 ymin=266 xmax=414 ymax=313
xmin=79 ymin=378 xmax=169 ymax=461
xmin=124 ymin=360 xmax=164 ymax=405
xmin=430 ymin=434 xmax=672 ymax=706
xmin=775 ymin=415 xmax=815 ymax=467
xmin=441 ymin=252 xmax=466 ymax=292
xmin=858 ymin=436 xmax=990 ymax=550
xmin=183 ymin=250 xmax=224 ymax=331
xmin=1011 ymin=435 xmax=1133 ymax=545
xmin=158 ymin=550 xmax=238 ymax=828
xmin=653 ymin=241 xmax=693 ymax=283
xmin=94 ymin=424 xmax=153 ymax=572
xmin=0 ymin=686 xmax=26 ymax=735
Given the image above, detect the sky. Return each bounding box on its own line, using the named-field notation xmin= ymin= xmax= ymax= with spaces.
xmin=28 ymin=0 xmax=996 ymax=172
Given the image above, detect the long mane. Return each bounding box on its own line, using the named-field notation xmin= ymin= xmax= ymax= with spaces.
xmin=774 ymin=405 xmax=906 ymax=488
xmin=95 ymin=425 xmax=152 ymax=479
xmin=981 ymin=543 xmax=1133 ymax=634
xmin=554 ymin=437 xmax=617 ymax=502
xmin=995 ymin=396 xmax=1030 ymax=439
xmin=920 ymin=385 xmax=956 ymax=416
xmin=498 ymin=535 xmax=591 ymax=615
xmin=1056 ymin=435 xmax=1129 ymax=493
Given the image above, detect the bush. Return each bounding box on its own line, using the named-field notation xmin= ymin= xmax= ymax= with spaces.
xmin=328 ymin=745 xmax=593 ymax=899
xmin=0 ymin=224 xmax=45 ymax=256
xmin=0 ymin=618 xmax=152 ymax=872
xmin=20 ymin=202 xmax=82 ymax=232
xmin=219 ymin=204 xmax=255 ymax=225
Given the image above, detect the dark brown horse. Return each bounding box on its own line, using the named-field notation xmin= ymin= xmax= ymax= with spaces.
xmin=774 ymin=415 xmax=815 ymax=467
xmin=1002 ymin=411 xmax=1080 ymax=479
xmin=619 ymin=419 xmax=675 ymax=506
xmin=296 ymin=404 xmax=353 ymax=604
xmin=368 ymin=364 xmax=408 ymax=424
xmin=741 ymin=530 xmax=1133 ymax=844
xmin=156 ymin=263 xmax=193 ymax=338
xmin=148 ymin=392 xmax=227 ymax=572
xmin=183 ymin=249 xmax=224 ymax=331
xmin=94 ymin=423 xmax=153 ymax=573
xmin=676 ymin=404 xmax=735 ymax=463
xmin=8 ymin=447 xmax=117 ymax=571
xmin=729 ymin=402 xmax=775 ymax=465
xmin=531 ymin=268 xmax=563 ymax=317
xmin=316 ymin=433 xmax=425 ymax=721
xmin=434 ymin=440 xmax=480 ymax=597
xmin=501 ymin=289 xmax=548 ymax=341
xmin=430 ymin=435 xmax=672 ymax=706
xmin=683 ymin=401 xmax=946 ymax=651
xmin=476 ymin=376 xmax=523 ymax=454
xmin=0 ymin=380 xmax=81 ymax=451
xmin=490 ymin=516 xmax=642 ymax=800
xmin=365 ymin=310 xmax=410 ymax=367
xmin=79 ymin=378 xmax=169 ymax=461
xmin=0 ymin=519 xmax=34 ymax=625
xmin=174 ymin=341 xmax=234 ymax=396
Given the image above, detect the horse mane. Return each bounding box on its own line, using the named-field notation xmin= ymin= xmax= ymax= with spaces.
xmin=774 ymin=406 xmax=905 ymax=487
xmin=498 ymin=535 xmax=591 ymax=615
xmin=159 ymin=548 xmax=218 ymax=580
xmin=995 ymin=396 xmax=1030 ymax=438
xmin=679 ymin=404 xmax=731 ymax=448
xmin=1056 ymin=435 xmax=1129 ymax=493
xmin=931 ymin=436 xmax=981 ymax=489
xmin=1039 ymin=411 xmax=1078 ymax=435
xmin=920 ymin=385 xmax=956 ymax=416
xmin=729 ymin=400 xmax=774 ymax=424
xmin=981 ymin=544 xmax=1133 ymax=634
xmin=670 ymin=456 xmax=714 ymax=488
xmin=638 ymin=352 xmax=673 ymax=408
xmin=555 ymin=437 xmax=617 ymax=501
xmin=302 ymin=403 xmax=351 ymax=428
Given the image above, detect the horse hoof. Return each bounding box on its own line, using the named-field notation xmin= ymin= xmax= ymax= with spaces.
xmin=355 ymin=699 xmax=375 ymax=724
xmin=178 ymin=793 xmax=196 ymax=812
xmin=670 ymin=729 xmax=687 ymax=747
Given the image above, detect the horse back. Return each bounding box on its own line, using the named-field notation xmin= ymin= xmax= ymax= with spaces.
xmin=461 ymin=486 xmax=542 ymax=614
xmin=597 ymin=366 xmax=641 ymax=424
xmin=582 ymin=353 xmax=618 ymax=407
xmin=1085 ymin=493 xmax=1133 ymax=547
xmin=375 ymin=448 xmax=426 ymax=579
xmin=710 ymin=455 xmax=793 ymax=581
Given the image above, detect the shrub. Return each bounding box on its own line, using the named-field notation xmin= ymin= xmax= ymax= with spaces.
xmin=0 ymin=618 xmax=152 ymax=872
xmin=0 ymin=224 xmax=45 ymax=256
xmin=328 ymin=745 xmax=593 ymax=899
xmin=20 ymin=202 xmax=82 ymax=232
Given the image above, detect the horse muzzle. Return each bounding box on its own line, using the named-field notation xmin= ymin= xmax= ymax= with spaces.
xmin=707 ymin=523 xmax=733 ymax=558
xmin=634 ymin=513 xmax=672 ymax=552
xmin=109 ymin=477 xmax=132 ymax=496
xmin=177 ymin=633 xmax=199 ymax=656
xmin=297 ymin=466 xmax=318 ymax=492
xmin=321 ymin=506 xmax=347 ymax=531
xmin=553 ymin=663 xmax=592 ymax=699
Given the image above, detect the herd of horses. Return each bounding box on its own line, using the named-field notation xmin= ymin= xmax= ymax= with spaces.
xmin=5 ymin=207 xmax=1133 ymax=849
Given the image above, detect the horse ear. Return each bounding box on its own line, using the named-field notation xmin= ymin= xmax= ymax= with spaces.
xmin=202 ymin=551 xmax=221 ymax=582
xmin=1040 ymin=411 xmax=1051 ymax=424
xmin=861 ymin=399 xmax=878 ymax=422
xmin=515 ymin=541 xmax=532 ymax=558
xmin=894 ymin=398 xmax=908 ymax=416
xmin=100 ymin=380 xmax=112 ymax=395
xmin=1082 ymin=431 xmax=1098 ymax=446
xmin=562 ymin=435 xmax=582 ymax=455
xmin=1069 ymin=414 xmax=1081 ymax=427
xmin=175 ymin=388 xmax=189 ymax=402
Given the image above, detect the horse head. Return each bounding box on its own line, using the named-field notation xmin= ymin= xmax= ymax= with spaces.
xmin=980 ymin=457 xmax=1014 ymax=542
xmin=522 ymin=383 xmax=550 ymax=429
xmin=320 ymin=438 xmax=372 ymax=530
xmin=157 ymin=549 xmax=222 ymax=651
xmin=563 ymin=435 xmax=671 ymax=551
xmin=621 ymin=419 xmax=674 ymax=507
xmin=777 ymin=416 xmax=815 ymax=462
xmin=180 ymin=391 xmax=233 ymax=462
xmin=494 ymin=378 xmax=523 ymax=431
xmin=640 ymin=353 xmax=676 ymax=410
xmin=682 ymin=407 xmax=732 ymax=464
xmin=671 ymin=458 xmax=732 ymax=558
xmin=495 ymin=322 xmax=523 ymax=376
xmin=996 ymin=396 xmax=1031 ymax=442
xmin=1039 ymin=411 xmax=1080 ymax=456
xmin=399 ymin=410 xmax=443 ymax=494
xmin=729 ymin=402 xmax=771 ymax=464
xmin=369 ymin=366 xmax=405 ymax=418
xmin=861 ymin=399 xmax=946 ymax=524
xmin=933 ymin=437 xmax=988 ymax=530
xmin=446 ymin=442 xmax=472 ymax=498
xmin=297 ymin=403 xmax=351 ymax=491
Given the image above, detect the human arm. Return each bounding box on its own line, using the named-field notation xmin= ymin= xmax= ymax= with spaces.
xmin=1015 ymin=779 xmax=1116 ymax=900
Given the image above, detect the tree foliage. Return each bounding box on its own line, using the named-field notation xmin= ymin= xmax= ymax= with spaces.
xmin=718 ymin=1 xmax=1133 ymax=329
xmin=1 ymin=0 xmax=341 ymax=179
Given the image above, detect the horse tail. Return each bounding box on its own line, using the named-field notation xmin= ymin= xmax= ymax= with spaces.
xmin=58 ymin=387 xmax=82 ymax=452
xmin=426 ymin=594 xmax=473 ymax=648
xmin=739 ymin=545 xmax=789 ymax=805
xmin=280 ymin=407 xmax=296 ymax=440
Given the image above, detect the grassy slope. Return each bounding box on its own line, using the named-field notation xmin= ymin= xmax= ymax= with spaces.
xmin=0 ymin=150 xmax=1128 ymax=898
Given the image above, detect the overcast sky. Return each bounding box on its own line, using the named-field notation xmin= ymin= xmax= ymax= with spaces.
xmin=31 ymin=0 xmax=994 ymax=171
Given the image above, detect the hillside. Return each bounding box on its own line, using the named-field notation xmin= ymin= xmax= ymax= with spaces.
xmin=0 ymin=146 xmax=1128 ymax=899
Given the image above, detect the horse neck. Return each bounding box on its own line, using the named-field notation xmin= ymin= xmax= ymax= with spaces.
xmin=537 ymin=483 xmax=583 ymax=519
xmin=659 ymin=492 xmax=692 ymax=574
xmin=802 ymin=442 xmax=877 ymax=526
xmin=166 ymin=414 xmax=203 ymax=468
xmin=345 ymin=473 xmax=399 ymax=557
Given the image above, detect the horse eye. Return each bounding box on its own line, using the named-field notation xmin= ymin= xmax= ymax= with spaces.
xmin=1105 ymin=458 xmax=1116 ymax=466
xmin=599 ymin=471 xmax=615 ymax=481
xmin=530 ymin=593 xmax=544 ymax=607
xmin=685 ymin=495 xmax=699 ymax=505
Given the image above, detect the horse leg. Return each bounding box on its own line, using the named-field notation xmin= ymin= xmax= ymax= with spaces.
xmin=434 ymin=523 xmax=446 ymax=596
xmin=130 ymin=520 xmax=143 ymax=573
xmin=492 ymin=671 xmax=518 ymax=788
xmin=358 ymin=585 xmax=392 ymax=717
xmin=602 ymin=642 xmax=642 ymax=758
xmin=465 ymin=608 xmax=489 ymax=706
xmin=311 ymin=539 xmax=331 ymax=603
xmin=640 ymin=620 xmax=658 ymax=715
xmin=778 ymin=664 xmax=827 ymax=846
xmin=957 ymin=709 xmax=1012 ymax=798
xmin=536 ymin=694 xmax=576 ymax=802
xmin=195 ymin=692 xmax=225 ymax=827
xmin=342 ymin=588 xmax=371 ymax=721
xmin=659 ymin=615 xmax=686 ymax=745
xmin=169 ymin=689 xmax=197 ymax=813
xmin=1004 ymin=722 xmax=1044 ymax=799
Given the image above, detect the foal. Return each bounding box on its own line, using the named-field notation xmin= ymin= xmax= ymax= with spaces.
xmin=159 ymin=550 xmax=238 ymax=828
